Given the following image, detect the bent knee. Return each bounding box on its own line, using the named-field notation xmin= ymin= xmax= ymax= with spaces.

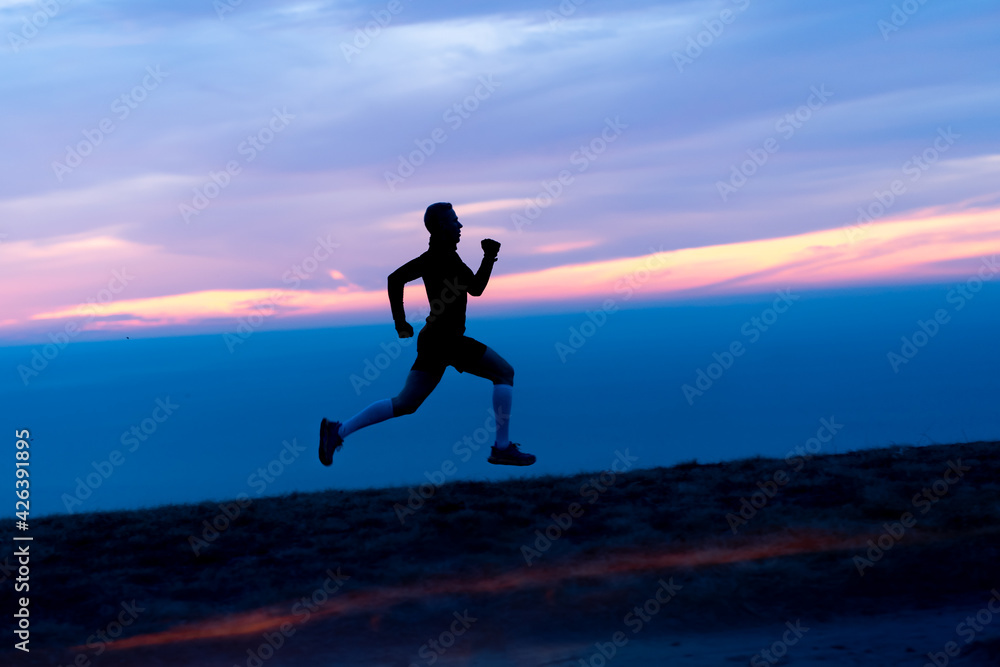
xmin=495 ymin=362 xmax=514 ymax=386
xmin=391 ymin=395 xmax=421 ymax=416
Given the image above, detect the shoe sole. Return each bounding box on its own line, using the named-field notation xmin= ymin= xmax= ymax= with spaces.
xmin=487 ymin=456 xmax=536 ymax=466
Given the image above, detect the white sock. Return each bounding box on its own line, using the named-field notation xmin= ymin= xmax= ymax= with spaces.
xmin=339 ymin=398 xmax=395 ymax=439
xmin=493 ymin=384 xmax=513 ymax=448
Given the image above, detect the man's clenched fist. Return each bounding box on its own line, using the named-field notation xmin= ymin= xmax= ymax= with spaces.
xmin=481 ymin=238 xmax=501 ymax=259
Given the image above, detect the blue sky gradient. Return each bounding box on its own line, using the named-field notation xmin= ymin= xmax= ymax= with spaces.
xmin=2 ymin=1 xmax=999 ymax=514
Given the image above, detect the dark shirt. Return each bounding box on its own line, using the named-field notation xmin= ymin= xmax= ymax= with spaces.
xmin=388 ymin=236 xmax=496 ymax=336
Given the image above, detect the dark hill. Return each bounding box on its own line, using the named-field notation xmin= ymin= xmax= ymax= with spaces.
xmin=4 ymin=441 xmax=1000 ymax=665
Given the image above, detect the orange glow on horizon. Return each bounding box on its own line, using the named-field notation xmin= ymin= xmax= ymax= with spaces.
xmin=17 ymin=206 xmax=1000 ymax=334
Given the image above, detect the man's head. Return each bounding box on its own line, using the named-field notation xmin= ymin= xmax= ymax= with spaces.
xmin=424 ymin=202 xmax=462 ymax=243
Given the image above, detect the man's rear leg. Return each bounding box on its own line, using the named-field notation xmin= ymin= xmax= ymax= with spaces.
xmin=319 ymin=369 xmax=441 ymax=466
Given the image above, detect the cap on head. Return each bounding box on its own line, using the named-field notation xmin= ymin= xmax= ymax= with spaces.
xmin=424 ymin=202 xmax=453 ymax=234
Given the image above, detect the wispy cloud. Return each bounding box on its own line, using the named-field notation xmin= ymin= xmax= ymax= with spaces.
xmin=1 ymin=0 xmax=997 ymax=342
xmin=11 ymin=206 xmax=999 ymax=337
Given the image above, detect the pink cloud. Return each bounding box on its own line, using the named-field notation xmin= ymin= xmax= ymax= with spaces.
xmin=8 ymin=206 xmax=1000 ymax=338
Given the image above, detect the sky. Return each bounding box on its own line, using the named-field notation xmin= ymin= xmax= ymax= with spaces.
xmin=2 ymin=0 xmax=1000 ymax=516
xmin=2 ymin=0 xmax=999 ymax=343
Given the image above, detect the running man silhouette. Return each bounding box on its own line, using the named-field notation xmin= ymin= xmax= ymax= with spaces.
xmin=319 ymin=202 xmax=536 ymax=467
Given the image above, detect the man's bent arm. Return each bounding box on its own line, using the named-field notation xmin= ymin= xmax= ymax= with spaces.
xmin=388 ymin=256 xmax=423 ymax=325
xmin=468 ymin=255 xmax=496 ymax=297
